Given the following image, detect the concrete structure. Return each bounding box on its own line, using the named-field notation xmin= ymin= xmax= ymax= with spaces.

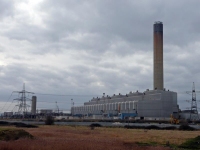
xmin=154 ymin=21 xmax=163 ymax=90
xmin=72 ymin=90 xmax=179 ymax=119
xmin=4 ymin=112 xmax=13 ymax=117
xmin=179 ymin=110 xmax=191 ymax=120
xmin=40 ymin=109 xmax=53 ymax=114
xmin=31 ymin=96 xmax=37 ymax=114
xmin=71 ymin=21 xmax=179 ymax=120
xmin=137 ymin=89 xmax=178 ymax=119
xmin=180 ymin=110 xmax=200 ymax=121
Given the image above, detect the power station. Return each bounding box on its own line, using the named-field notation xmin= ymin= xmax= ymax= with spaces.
xmin=71 ymin=21 xmax=179 ymax=120
xmin=1 ymin=22 xmax=199 ymax=121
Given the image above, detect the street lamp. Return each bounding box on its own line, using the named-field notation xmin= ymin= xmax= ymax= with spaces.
xmin=71 ymin=99 xmax=73 ymax=116
xmin=103 ymin=93 xmax=105 ymax=113
xmin=128 ymin=108 xmax=130 ymax=126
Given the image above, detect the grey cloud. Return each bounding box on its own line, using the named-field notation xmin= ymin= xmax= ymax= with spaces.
xmin=36 ymin=1 xmax=155 ymax=54
xmin=0 ymin=0 xmax=14 ymax=19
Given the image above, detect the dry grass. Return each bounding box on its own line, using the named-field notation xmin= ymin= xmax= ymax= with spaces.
xmin=102 ymin=128 xmax=200 ymax=145
xmin=0 ymin=125 xmax=199 ymax=150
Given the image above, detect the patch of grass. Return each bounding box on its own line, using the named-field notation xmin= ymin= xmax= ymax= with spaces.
xmin=179 ymin=136 xmax=200 ymax=149
xmin=0 ymin=128 xmax=33 ymax=141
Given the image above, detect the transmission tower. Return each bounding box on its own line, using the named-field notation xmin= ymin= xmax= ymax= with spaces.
xmin=189 ymin=82 xmax=199 ymax=121
xmin=13 ymin=83 xmax=34 ymax=114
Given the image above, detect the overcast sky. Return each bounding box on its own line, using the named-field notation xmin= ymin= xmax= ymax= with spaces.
xmin=0 ymin=0 xmax=200 ymax=113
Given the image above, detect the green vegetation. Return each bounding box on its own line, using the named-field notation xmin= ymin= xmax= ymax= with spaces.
xmin=124 ymin=125 xmax=177 ymax=130
xmin=0 ymin=128 xmax=33 ymax=141
xmin=89 ymin=123 xmax=102 ymax=127
xmin=11 ymin=122 xmax=38 ymax=128
xmin=179 ymin=124 xmax=196 ymax=131
xmin=0 ymin=121 xmax=38 ymax=128
xmin=124 ymin=124 xmax=197 ymax=131
xmin=179 ymin=136 xmax=200 ymax=149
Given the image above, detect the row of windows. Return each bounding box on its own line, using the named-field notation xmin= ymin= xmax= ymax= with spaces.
xmin=72 ymin=101 xmax=137 ymax=112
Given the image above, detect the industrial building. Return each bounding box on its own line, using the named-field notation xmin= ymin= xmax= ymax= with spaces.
xmin=71 ymin=21 xmax=180 ymax=120
xmin=3 ymin=112 xmax=13 ymax=118
xmin=72 ymin=89 xmax=178 ymax=120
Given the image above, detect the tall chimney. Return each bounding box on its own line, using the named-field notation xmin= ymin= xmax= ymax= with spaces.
xmin=31 ymin=96 xmax=37 ymax=114
xmin=153 ymin=21 xmax=163 ymax=90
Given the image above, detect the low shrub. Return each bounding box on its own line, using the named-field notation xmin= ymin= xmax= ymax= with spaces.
xmin=45 ymin=116 xmax=54 ymax=125
xmin=0 ymin=121 xmax=9 ymax=126
xmin=0 ymin=129 xmax=33 ymax=141
xmin=89 ymin=123 xmax=102 ymax=127
xmin=124 ymin=125 xmax=143 ymax=129
xmin=162 ymin=126 xmax=177 ymax=130
xmin=145 ymin=125 xmax=160 ymax=130
xmin=124 ymin=125 xmax=177 ymax=130
xmin=179 ymin=125 xmax=196 ymax=131
xmin=124 ymin=125 xmax=160 ymax=130
xmin=16 ymin=124 xmax=38 ymax=128
xmin=10 ymin=122 xmax=38 ymax=128
xmin=179 ymin=136 xmax=200 ymax=149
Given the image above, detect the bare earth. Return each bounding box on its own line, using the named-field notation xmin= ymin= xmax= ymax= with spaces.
xmin=0 ymin=125 xmax=199 ymax=150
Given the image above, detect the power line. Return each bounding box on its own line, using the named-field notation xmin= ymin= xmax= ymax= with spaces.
xmin=34 ymin=93 xmax=101 ymax=97
xmin=178 ymin=91 xmax=200 ymax=95
xmin=0 ymin=92 xmax=14 ymax=112
xmin=37 ymin=101 xmax=83 ymax=104
xmin=5 ymin=94 xmax=30 ymax=112
xmin=4 ymin=99 xmax=15 ymax=112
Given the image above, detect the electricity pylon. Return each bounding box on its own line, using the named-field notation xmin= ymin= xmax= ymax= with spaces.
xmin=13 ymin=83 xmax=34 ymax=114
xmin=188 ymin=82 xmax=199 ymax=121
